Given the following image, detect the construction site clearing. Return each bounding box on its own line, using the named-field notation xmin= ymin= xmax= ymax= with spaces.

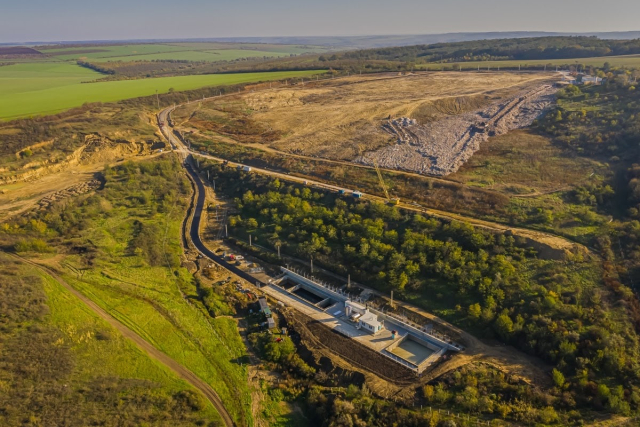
xmin=262 ymin=267 xmax=463 ymax=377
xmin=362 ymin=84 xmax=558 ymax=175
xmin=175 ymin=71 xmax=559 ymax=177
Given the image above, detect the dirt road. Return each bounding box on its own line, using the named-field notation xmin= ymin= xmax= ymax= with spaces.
xmin=10 ymin=254 xmax=236 ymax=427
xmin=159 ymin=89 xmax=585 ymax=257
xmin=162 ymin=119 xmax=580 ymax=255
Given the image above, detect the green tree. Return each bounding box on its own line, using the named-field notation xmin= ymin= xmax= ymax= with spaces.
xmin=468 ymin=303 xmax=482 ymax=320
xmin=552 ymin=368 xmax=565 ymax=389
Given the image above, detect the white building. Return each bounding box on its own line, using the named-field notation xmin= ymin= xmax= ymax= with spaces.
xmin=345 ymin=301 xmax=383 ymax=335
xmin=358 ymin=310 xmax=383 ymax=335
xmin=581 ymin=76 xmax=602 ymax=85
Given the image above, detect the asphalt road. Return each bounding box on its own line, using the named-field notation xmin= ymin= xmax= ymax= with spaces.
xmin=184 ymin=161 xmax=267 ymax=288
xmin=159 ymin=101 xmax=556 ymax=391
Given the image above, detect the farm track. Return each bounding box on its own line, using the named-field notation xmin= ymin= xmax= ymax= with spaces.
xmin=7 ymin=253 xmax=236 ymax=427
xmin=169 ymin=134 xmax=582 ymax=255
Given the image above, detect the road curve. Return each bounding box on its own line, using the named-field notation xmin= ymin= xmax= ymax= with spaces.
xmin=184 ymin=162 xmax=268 ymax=286
xmin=9 ymin=254 xmax=237 ymax=427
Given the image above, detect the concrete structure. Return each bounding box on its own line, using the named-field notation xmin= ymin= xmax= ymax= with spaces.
xmin=273 ymin=267 xmax=462 ymax=375
xmin=581 ymin=75 xmax=602 ymax=85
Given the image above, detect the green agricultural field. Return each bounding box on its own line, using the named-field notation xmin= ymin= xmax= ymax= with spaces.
xmin=418 ymin=54 xmax=640 ymax=70
xmin=0 ymin=64 xmax=321 ymax=120
xmin=101 ymin=48 xmax=312 ymax=62
xmin=39 ymin=42 xmax=328 ymax=62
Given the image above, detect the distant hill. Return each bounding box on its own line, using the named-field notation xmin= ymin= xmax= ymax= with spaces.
xmin=3 ymin=31 xmax=640 ymax=50
xmin=177 ymin=31 xmax=640 ymax=49
xmin=339 ymin=36 xmax=640 ymax=63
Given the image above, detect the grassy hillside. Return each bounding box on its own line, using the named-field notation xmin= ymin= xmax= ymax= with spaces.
xmin=0 ymin=253 xmax=222 ymax=425
xmin=0 ymin=66 xmax=321 ymax=120
xmin=0 ymin=156 xmax=254 ymax=426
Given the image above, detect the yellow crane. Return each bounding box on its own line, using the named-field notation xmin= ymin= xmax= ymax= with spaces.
xmin=357 ymin=144 xmax=399 ymax=205
xmin=372 ymin=158 xmax=400 ymax=206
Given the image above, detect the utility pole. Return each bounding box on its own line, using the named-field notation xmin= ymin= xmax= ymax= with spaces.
xmin=310 ymin=256 xmax=313 ymax=274
xmin=225 ymin=224 xmax=228 ymax=237
xmin=277 ymin=244 xmax=281 ymax=258
xmin=348 ymin=274 xmax=351 ymax=288
xmin=390 ymin=291 xmax=394 ymax=308
xmin=249 ymin=234 xmax=252 ymax=246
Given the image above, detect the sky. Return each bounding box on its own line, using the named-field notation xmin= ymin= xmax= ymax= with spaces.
xmin=2 ymin=0 xmax=640 ymax=43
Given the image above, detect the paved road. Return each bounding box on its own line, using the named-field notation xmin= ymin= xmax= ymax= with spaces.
xmin=184 ymin=162 xmax=267 ymax=287
xmin=9 ymin=254 xmax=237 ymax=427
xmin=159 ymin=106 xmax=556 ymax=388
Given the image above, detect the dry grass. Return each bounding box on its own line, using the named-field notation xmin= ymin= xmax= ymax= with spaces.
xmin=451 ymin=129 xmax=607 ymax=194
xmin=182 ymin=72 xmax=556 ymax=161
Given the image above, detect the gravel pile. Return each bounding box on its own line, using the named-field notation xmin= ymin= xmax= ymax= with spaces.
xmin=359 ymin=84 xmax=557 ymax=176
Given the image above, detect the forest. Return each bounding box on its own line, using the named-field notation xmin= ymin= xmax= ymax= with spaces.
xmin=340 ymin=36 xmax=640 ymax=63
xmin=201 ymin=161 xmax=640 ymax=418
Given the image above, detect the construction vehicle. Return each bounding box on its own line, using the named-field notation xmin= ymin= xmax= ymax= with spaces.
xmin=372 ymin=158 xmax=400 ymax=205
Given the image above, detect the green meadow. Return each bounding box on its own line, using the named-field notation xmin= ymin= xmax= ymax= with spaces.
xmin=0 ymin=64 xmax=320 ymax=120
xmin=0 ymin=253 xmax=222 ymax=425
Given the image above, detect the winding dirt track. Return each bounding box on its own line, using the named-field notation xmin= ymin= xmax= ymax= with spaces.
xmin=9 ymin=254 xmax=236 ymax=427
